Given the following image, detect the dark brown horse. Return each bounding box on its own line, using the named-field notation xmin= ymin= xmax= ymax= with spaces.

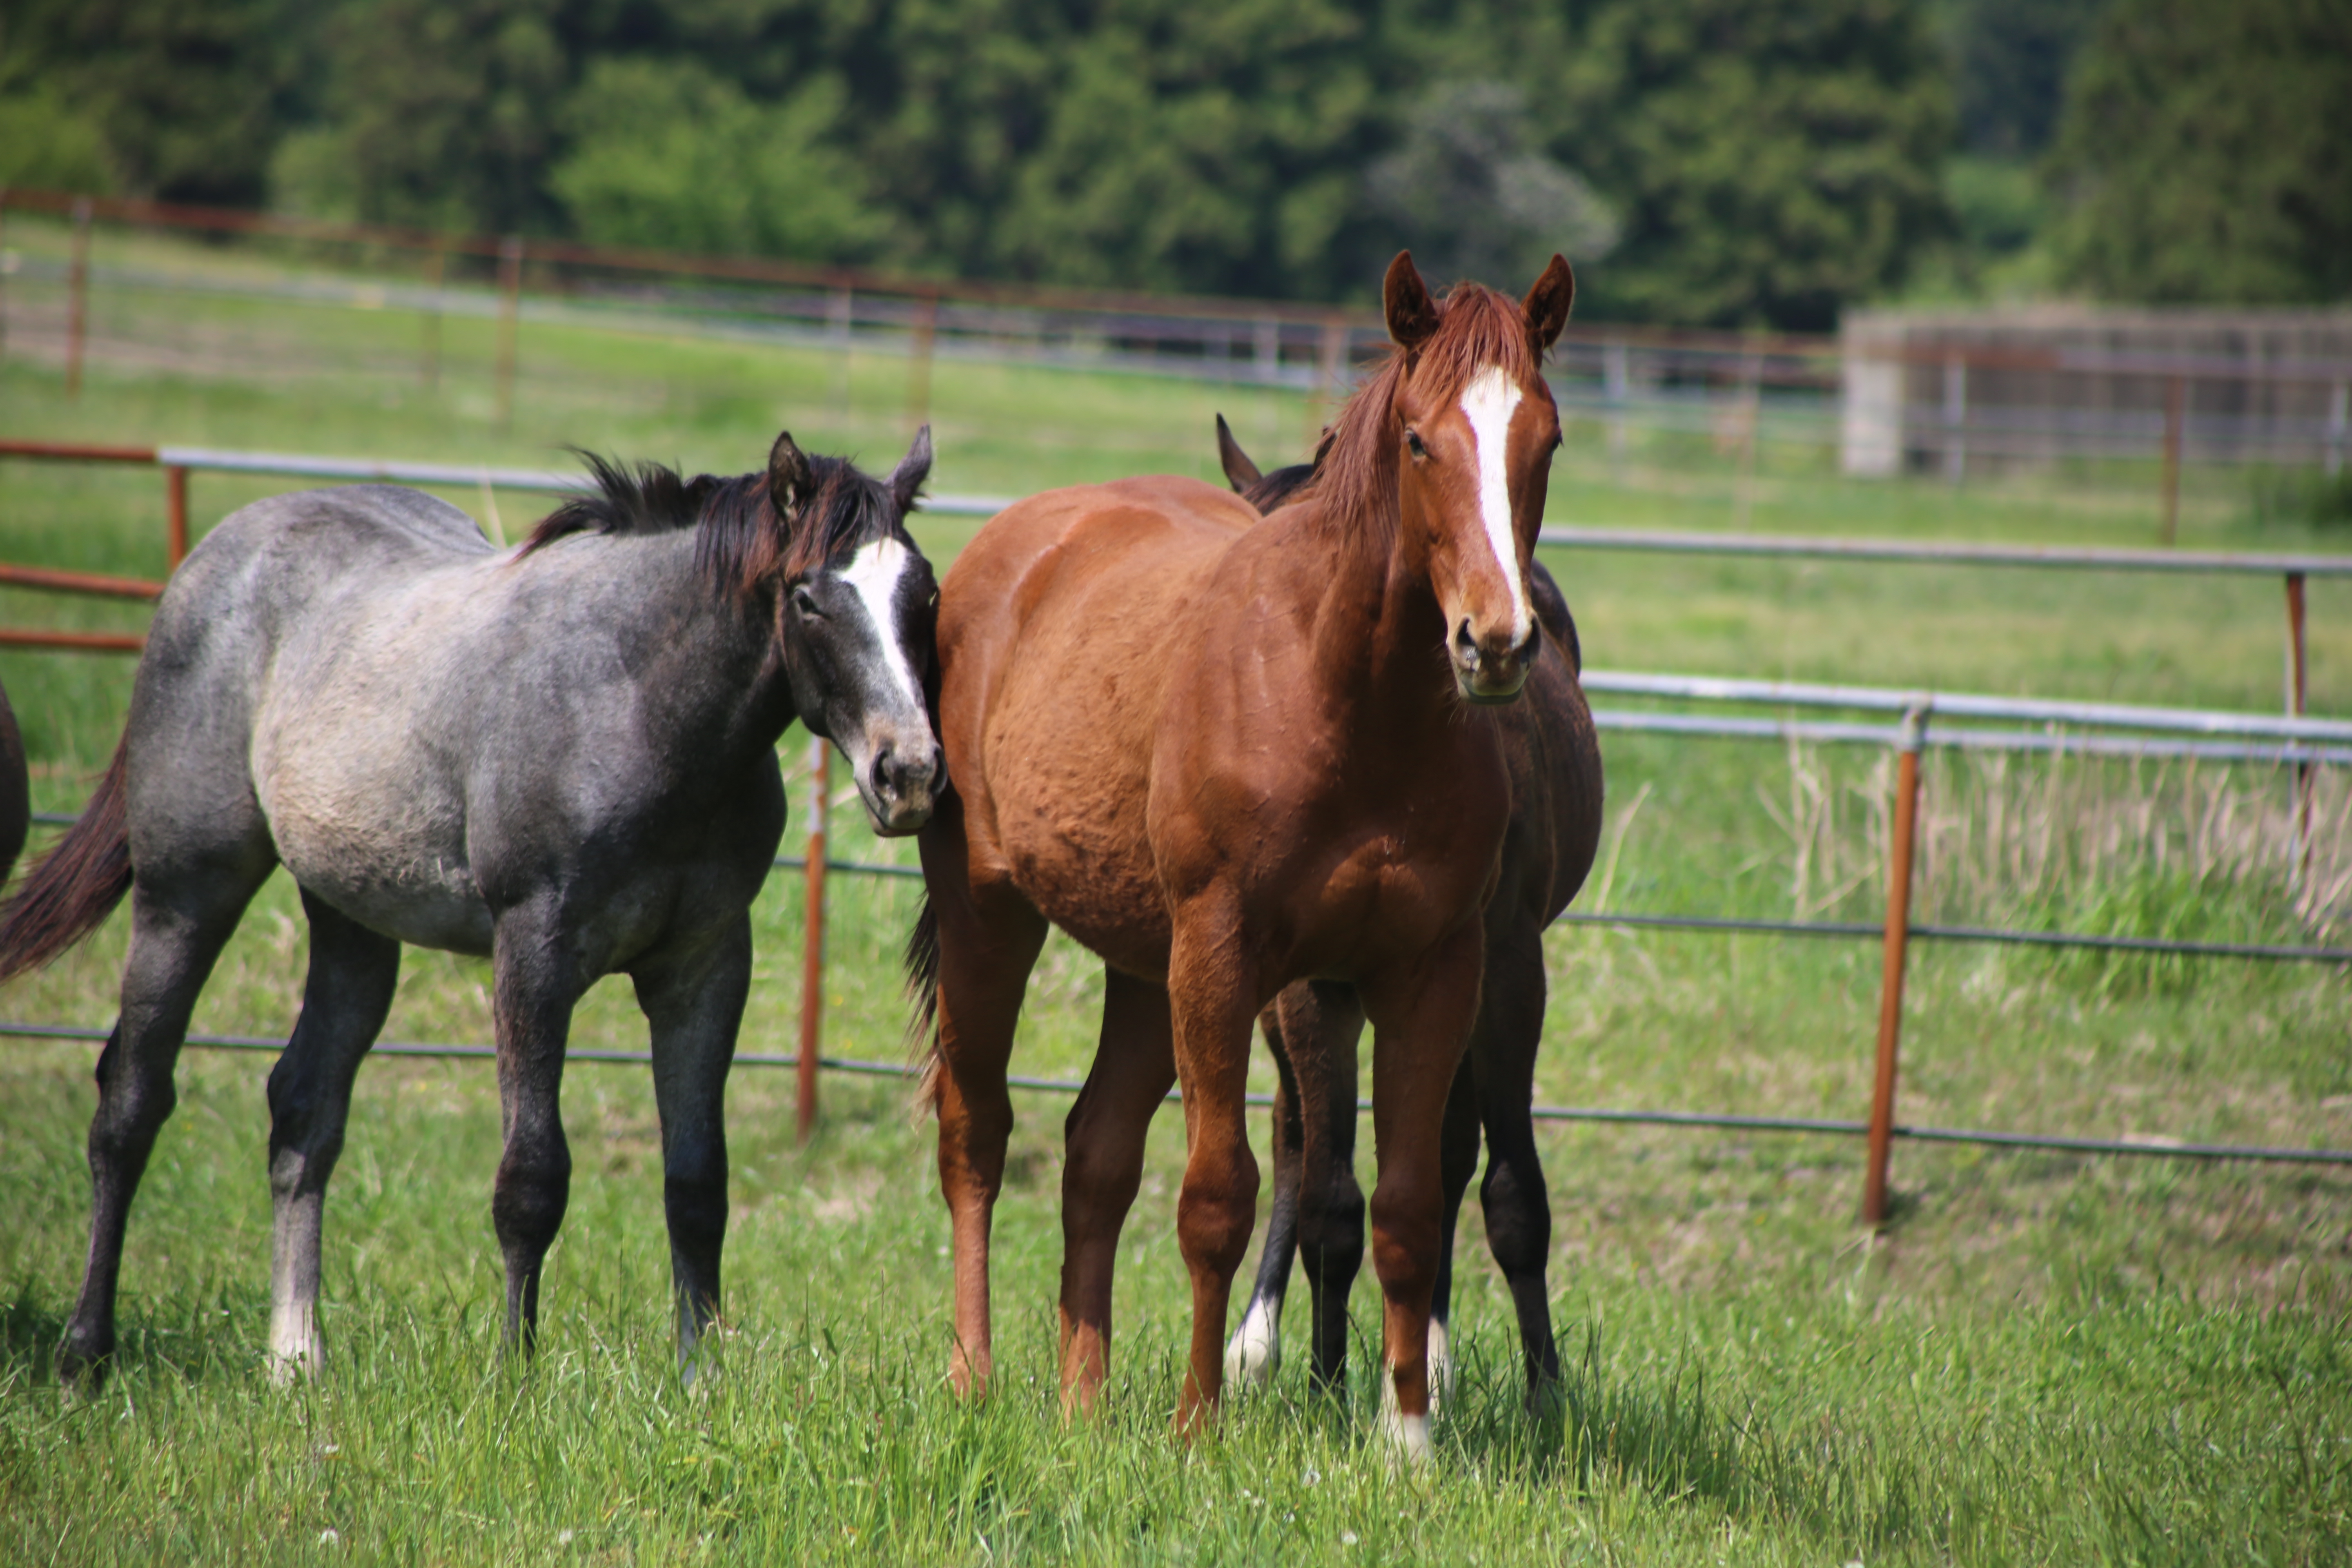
xmin=1211 ymin=418 xmax=1603 ymax=1412
xmin=908 ymin=253 xmax=1575 ymax=1458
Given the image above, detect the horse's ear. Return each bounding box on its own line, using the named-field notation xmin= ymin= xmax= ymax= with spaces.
xmin=769 ymin=430 xmax=814 ymax=515
xmin=1522 ymin=254 xmax=1575 ymax=356
xmin=889 ymin=424 xmax=933 ymax=514
xmin=1215 ymin=414 xmax=1261 ymax=492
xmin=1383 ymin=251 xmax=1439 ymax=352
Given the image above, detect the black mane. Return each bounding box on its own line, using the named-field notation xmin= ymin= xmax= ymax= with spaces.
xmin=524 ymin=449 xmax=906 ymax=599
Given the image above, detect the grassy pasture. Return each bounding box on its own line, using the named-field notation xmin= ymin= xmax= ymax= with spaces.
xmin=1 ymin=221 xmax=2350 ymax=1563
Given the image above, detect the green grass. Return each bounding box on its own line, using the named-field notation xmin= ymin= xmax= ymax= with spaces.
xmin=2 ymin=221 xmax=2350 ymax=1564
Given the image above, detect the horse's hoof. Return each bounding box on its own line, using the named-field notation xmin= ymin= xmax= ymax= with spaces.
xmin=1376 ymin=1373 xmax=1436 ymax=1470
xmin=56 ymin=1332 xmax=112 ymax=1394
xmin=1222 ymin=1297 xmax=1281 ymax=1389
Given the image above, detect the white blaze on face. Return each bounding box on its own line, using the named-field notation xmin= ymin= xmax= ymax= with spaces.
xmin=1459 ymin=365 xmax=1532 ymax=646
xmin=840 ymin=537 xmax=924 ymax=715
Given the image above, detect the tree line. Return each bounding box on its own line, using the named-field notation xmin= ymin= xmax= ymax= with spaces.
xmin=0 ymin=0 xmax=2342 ymax=327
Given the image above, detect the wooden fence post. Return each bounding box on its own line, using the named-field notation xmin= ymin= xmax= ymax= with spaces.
xmin=0 ymin=188 xmax=11 ymax=364
xmin=494 ymin=236 xmax=524 ymax=430
xmin=65 ymin=196 xmax=92 ymax=399
xmin=905 ymin=292 xmax=938 ymax=434
xmin=797 ymin=737 xmax=832 ymax=1143
xmin=2160 ymin=375 xmax=2186 ymax=546
xmin=1863 ymin=707 xmax=1927 ymax=1226
xmin=1942 ymin=352 xmax=1967 ymax=486
xmin=421 ymin=238 xmax=445 ymax=391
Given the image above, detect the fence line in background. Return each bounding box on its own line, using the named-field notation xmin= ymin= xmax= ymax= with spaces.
xmin=8 ymin=185 xmax=2352 ymax=524
xmin=6 ymin=439 xmax=2351 ymax=1217
xmin=4 ymin=1019 xmax=2344 ymax=1169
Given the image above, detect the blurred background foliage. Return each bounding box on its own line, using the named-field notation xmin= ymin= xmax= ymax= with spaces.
xmin=0 ymin=0 xmax=2343 ymax=325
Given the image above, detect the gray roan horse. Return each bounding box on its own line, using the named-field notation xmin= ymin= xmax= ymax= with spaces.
xmin=0 ymin=428 xmax=942 ymax=1388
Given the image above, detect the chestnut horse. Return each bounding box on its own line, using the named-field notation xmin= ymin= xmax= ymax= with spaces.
xmin=1210 ymin=419 xmax=1603 ymax=1410
xmin=908 ymin=253 xmax=1574 ymax=1457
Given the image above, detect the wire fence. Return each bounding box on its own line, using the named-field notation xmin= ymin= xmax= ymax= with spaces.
xmin=5 ymin=430 xmax=2351 ymax=1207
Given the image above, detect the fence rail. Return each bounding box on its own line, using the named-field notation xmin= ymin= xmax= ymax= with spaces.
xmin=4 ymin=1020 xmax=2344 ymax=1168
xmin=4 ymin=439 xmax=2349 ymax=1219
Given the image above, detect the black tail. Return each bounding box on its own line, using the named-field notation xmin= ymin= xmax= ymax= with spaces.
xmin=902 ymin=892 xmax=944 ymax=1110
xmin=0 ymin=735 xmax=133 ymax=984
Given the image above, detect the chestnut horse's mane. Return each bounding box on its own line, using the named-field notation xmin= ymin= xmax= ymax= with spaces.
xmin=1298 ymin=282 xmax=1543 ymax=543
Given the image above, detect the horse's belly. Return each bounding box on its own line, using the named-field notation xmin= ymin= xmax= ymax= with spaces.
xmin=265 ymin=785 xmax=492 ymax=955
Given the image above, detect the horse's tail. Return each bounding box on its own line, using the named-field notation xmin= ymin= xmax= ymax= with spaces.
xmin=0 ymin=735 xmax=133 ymax=984
xmin=902 ymin=891 xmax=944 ymax=1113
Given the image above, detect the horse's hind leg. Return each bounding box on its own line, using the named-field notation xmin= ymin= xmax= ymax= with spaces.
xmin=1057 ymin=968 xmax=1174 ymax=1411
xmin=265 ymin=889 xmax=399 ymax=1381
xmin=1224 ymin=1000 xmax=1305 ymax=1389
xmin=631 ymin=915 xmax=752 ymax=1379
xmin=62 ymin=856 xmax=273 ymax=1386
xmin=1285 ymin=982 xmax=1367 ymax=1396
xmin=1472 ymin=927 xmax=1560 ymax=1403
xmin=1428 ymin=1048 xmax=1482 ymax=1413
xmin=488 ymin=908 xmax=587 ymax=1353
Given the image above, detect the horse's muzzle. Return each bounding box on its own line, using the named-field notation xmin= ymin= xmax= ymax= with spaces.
xmin=858 ymin=735 xmax=940 ymax=836
xmin=1451 ymin=617 xmax=1535 ymax=705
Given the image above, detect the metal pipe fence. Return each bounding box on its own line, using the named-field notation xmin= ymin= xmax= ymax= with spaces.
xmin=4 ymin=440 xmax=2350 ymax=1213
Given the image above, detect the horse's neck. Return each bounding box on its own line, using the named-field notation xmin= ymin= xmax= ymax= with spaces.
xmin=624 ymin=535 xmax=795 ymax=760
xmin=1282 ymin=495 xmax=1455 ymax=737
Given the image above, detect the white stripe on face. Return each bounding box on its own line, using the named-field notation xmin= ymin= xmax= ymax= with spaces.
xmin=840 ymin=537 xmax=923 ymax=714
xmin=1459 ymin=365 xmax=1532 ymax=645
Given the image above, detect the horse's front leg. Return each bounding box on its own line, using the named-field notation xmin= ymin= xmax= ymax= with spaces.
xmin=1057 ymin=969 xmax=1174 ymax=1412
xmin=1358 ymin=921 xmax=1485 ymax=1465
xmin=489 ymin=909 xmax=586 ymax=1354
xmin=632 ymin=915 xmax=752 ymax=1379
xmin=1164 ymin=907 xmax=1263 ymax=1433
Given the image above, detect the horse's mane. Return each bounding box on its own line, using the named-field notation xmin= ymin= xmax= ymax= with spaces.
xmin=1301 ymin=282 xmax=1542 ymax=542
xmin=523 ymin=450 xmax=904 ymax=599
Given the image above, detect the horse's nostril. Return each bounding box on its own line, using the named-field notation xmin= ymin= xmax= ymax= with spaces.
xmin=1453 ymin=617 xmax=1478 ymax=662
xmin=871 ymin=745 xmax=898 ymax=799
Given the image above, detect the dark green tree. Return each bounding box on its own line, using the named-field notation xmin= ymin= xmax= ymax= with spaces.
xmin=320 ymin=0 xmax=573 ymax=233
xmin=0 ymin=0 xmax=309 ymax=205
xmin=1949 ymin=0 xmax=2107 ymax=158
xmin=1559 ymin=0 xmax=1954 ymax=330
xmin=2043 ymin=0 xmax=2352 ymax=304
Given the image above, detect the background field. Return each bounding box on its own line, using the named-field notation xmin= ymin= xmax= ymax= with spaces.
xmin=1 ymin=225 xmax=2349 ymax=1564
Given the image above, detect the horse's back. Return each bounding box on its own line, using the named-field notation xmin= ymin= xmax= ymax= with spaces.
xmin=938 ymin=476 xmax=1256 ymax=968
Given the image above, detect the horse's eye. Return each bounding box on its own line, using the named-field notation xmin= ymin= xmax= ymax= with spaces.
xmin=791 ymin=585 xmax=823 ymax=618
xmin=1405 ymin=430 xmax=1428 ymax=460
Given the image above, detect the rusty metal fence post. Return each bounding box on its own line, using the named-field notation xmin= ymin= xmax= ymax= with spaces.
xmin=2287 ymin=572 xmax=2312 ymax=883
xmin=494 ymin=236 xmax=524 ymax=430
xmin=797 ymin=737 xmax=833 ymax=1143
xmin=165 ymin=465 xmax=189 ymax=569
xmin=65 ymin=196 xmax=92 ymax=399
xmin=1863 ymin=705 xmax=1927 ymax=1226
